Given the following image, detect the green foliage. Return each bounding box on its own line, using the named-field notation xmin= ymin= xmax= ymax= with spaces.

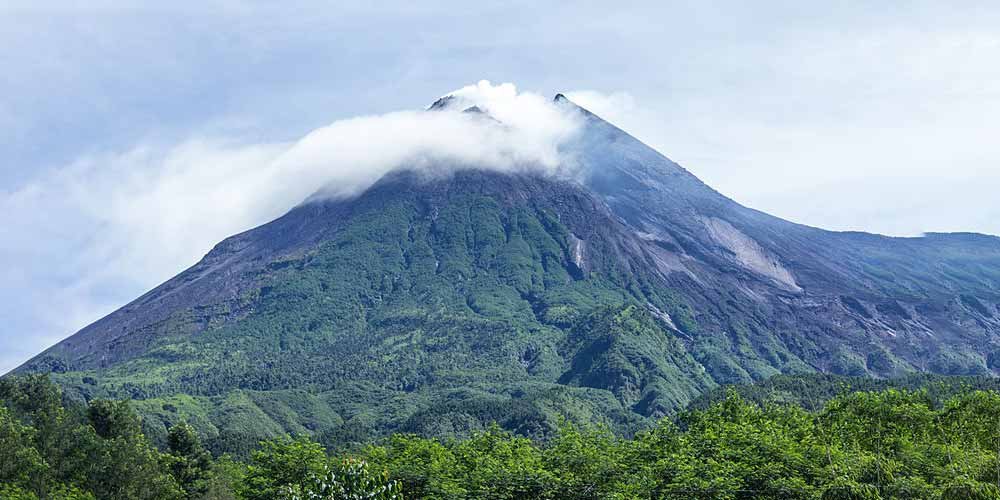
xmin=278 ymin=458 xmax=402 ymax=500
xmin=940 ymin=479 xmax=1000 ymax=500
xmin=0 ymin=484 xmax=37 ymax=500
xmin=88 ymin=398 xmax=142 ymax=439
xmin=357 ymin=388 xmax=1000 ymax=499
xmin=820 ymin=479 xmax=882 ymax=500
xmin=167 ymin=421 xmax=215 ymax=497
xmin=199 ymin=455 xmax=246 ymax=500
xmin=363 ymin=434 xmax=466 ymax=497
xmin=560 ymin=305 xmax=716 ymax=416
xmin=0 ymin=375 xmax=181 ymax=500
xmin=0 ymin=406 xmax=46 ymax=493
xmin=5 ymin=374 xmax=1000 ymax=499
xmin=242 ymin=436 xmax=329 ymax=500
xmin=450 ymin=424 xmax=553 ymax=498
xmin=667 ymin=389 xmax=825 ymax=499
xmin=689 ymin=372 xmax=1000 ymax=411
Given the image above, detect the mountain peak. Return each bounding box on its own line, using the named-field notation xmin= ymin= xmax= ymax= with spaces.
xmin=426 ymin=94 xmax=459 ymax=111
xmin=15 ymin=82 xmax=1000 ymax=457
xmin=425 ymin=94 xmax=499 ymax=123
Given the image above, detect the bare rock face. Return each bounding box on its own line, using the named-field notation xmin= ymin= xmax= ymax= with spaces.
xmin=699 ymin=216 xmax=801 ymax=292
xmin=16 ymin=94 xmax=1000 ymax=451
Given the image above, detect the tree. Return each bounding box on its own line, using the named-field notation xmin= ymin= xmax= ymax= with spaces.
xmin=542 ymin=422 xmax=628 ymax=499
xmin=0 ymin=407 xmax=48 ymax=493
xmin=364 ymin=434 xmax=465 ymax=498
xmin=85 ymin=399 xmax=182 ymax=500
xmin=279 ymin=458 xmax=402 ymax=500
xmin=242 ymin=436 xmax=328 ymax=500
xmin=167 ymin=421 xmax=214 ymax=498
xmin=88 ymin=399 xmax=142 ymax=440
xmin=452 ymin=424 xmax=553 ymax=498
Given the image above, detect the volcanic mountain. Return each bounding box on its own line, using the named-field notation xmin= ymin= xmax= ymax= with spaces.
xmin=17 ymin=94 xmax=1000 ymax=453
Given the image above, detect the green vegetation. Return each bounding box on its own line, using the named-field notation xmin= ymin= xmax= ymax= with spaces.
xmin=34 ymin=186 xmax=736 ymax=453
xmin=24 ymin=172 xmax=1000 ymax=459
xmin=4 ymin=374 xmax=1000 ymax=499
xmin=689 ymin=372 xmax=1000 ymax=411
xmin=0 ymin=375 xmax=181 ymax=499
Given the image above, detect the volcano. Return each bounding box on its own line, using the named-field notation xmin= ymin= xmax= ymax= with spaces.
xmin=18 ymin=93 xmax=1000 ymax=453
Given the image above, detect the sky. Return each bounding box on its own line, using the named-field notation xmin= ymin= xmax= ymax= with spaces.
xmin=2 ymin=1 xmax=1000 ymax=374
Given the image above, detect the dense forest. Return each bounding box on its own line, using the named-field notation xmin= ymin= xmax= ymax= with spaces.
xmin=3 ymin=374 xmax=1000 ymax=499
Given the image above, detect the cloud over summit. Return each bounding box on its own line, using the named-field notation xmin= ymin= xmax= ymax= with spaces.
xmin=283 ymin=80 xmax=583 ymax=199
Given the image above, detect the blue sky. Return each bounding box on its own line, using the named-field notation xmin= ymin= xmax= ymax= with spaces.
xmin=2 ymin=1 xmax=1000 ymax=373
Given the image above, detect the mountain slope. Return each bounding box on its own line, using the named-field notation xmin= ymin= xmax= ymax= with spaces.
xmin=17 ymin=95 xmax=1000 ymax=453
xmin=557 ymin=94 xmax=1000 ymax=376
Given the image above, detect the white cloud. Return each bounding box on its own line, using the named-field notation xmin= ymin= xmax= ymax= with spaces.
xmin=0 ymin=81 xmax=591 ymax=373
xmin=280 ymin=82 xmax=582 ymax=199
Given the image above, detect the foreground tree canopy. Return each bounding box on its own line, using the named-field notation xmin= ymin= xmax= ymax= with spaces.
xmin=2 ymin=374 xmax=1000 ymax=499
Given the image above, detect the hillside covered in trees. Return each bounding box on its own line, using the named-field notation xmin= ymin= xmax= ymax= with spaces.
xmin=3 ymin=374 xmax=1000 ymax=499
